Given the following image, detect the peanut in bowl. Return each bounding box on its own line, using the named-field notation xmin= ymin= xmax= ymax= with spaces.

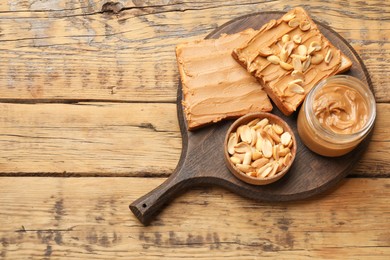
xmin=224 ymin=112 xmax=297 ymax=185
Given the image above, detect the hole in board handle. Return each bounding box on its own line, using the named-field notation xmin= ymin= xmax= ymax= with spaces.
xmin=142 ymin=203 xmax=147 ymax=208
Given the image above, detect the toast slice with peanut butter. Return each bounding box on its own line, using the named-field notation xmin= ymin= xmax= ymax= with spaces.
xmin=176 ymin=29 xmax=273 ymax=130
xmin=232 ymin=7 xmax=352 ymax=116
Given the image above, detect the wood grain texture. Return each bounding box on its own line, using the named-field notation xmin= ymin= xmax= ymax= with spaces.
xmin=0 ymin=177 xmax=389 ymax=259
xmin=0 ymin=102 xmax=387 ymax=177
xmin=0 ymin=0 xmax=389 ymax=102
xmin=0 ymin=102 xmax=181 ymax=176
xmin=0 ymin=0 xmax=388 ymax=257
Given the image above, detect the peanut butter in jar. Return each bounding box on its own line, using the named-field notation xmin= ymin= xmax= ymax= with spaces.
xmin=297 ymin=75 xmax=376 ymax=157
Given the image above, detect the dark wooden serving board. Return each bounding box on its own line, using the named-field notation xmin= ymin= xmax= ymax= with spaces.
xmin=130 ymin=12 xmax=374 ymax=225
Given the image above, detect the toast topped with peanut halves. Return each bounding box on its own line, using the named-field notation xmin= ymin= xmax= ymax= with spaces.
xmin=232 ymin=7 xmax=352 ymax=116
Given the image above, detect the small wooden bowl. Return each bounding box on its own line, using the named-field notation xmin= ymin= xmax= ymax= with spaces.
xmin=224 ymin=112 xmax=297 ymax=185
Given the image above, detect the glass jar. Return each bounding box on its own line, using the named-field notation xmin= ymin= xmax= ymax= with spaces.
xmin=297 ymin=75 xmax=376 ymax=157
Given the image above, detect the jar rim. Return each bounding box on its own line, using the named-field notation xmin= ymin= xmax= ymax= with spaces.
xmin=304 ymin=75 xmax=376 ymax=144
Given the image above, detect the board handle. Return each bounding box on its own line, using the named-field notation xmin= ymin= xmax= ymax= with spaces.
xmin=129 ymin=172 xmax=192 ymax=225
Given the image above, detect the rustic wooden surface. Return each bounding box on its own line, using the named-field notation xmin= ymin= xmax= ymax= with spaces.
xmin=0 ymin=0 xmax=389 ymax=259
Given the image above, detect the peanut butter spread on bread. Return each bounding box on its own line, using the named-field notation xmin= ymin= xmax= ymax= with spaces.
xmin=176 ymin=29 xmax=273 ymax=130
xmin=233 ymin=7 xmax=352 ymax=116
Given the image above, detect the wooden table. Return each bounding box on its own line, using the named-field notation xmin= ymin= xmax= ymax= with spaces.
xmin=0 ymin=1 xmax=389 ymax=259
